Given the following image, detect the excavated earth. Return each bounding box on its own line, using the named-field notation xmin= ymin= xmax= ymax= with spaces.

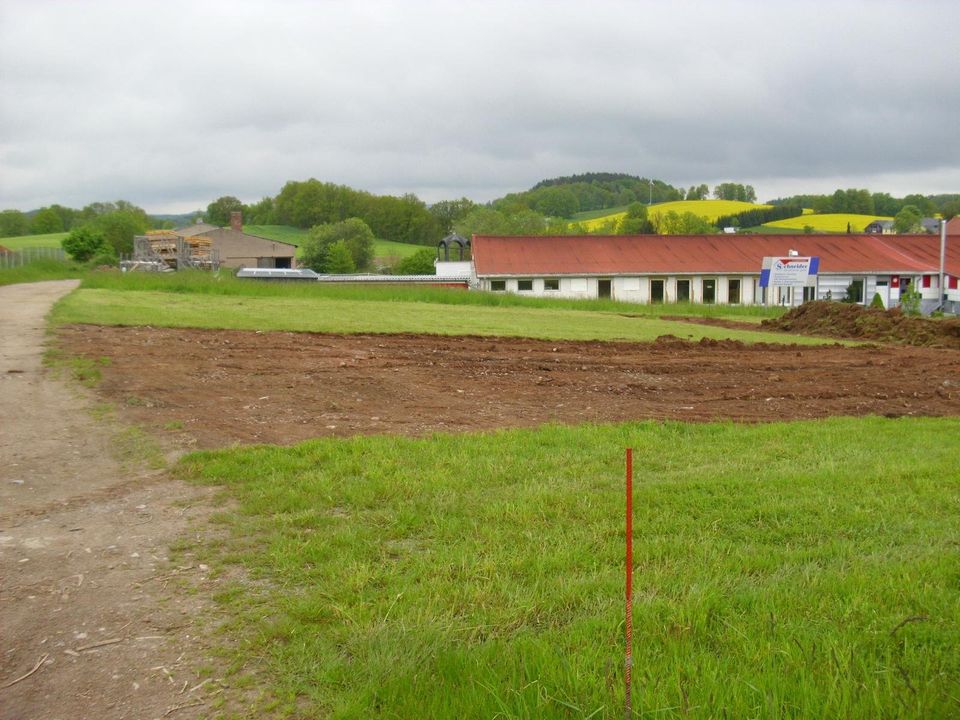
xmin=57 ymin=324 xmax=960 ymax=448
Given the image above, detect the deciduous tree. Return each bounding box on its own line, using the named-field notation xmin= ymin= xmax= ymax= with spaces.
xmin=651 ymin=210 xmax=716 ymax=235
xmin=893 ymin=205 xmax=922 ymax=233
xmin=618 ymin=202 xmax=654 ymax=234
xmin=61 ymin=226 xmax=108 ymax=262
xmin=0 ymin=209 xmax=29 ymax=238
xmin=206 ymin=196 xmax=244 ymax=227
xmin=323 ymin=241 xmax=356 ymax=273
xmin=31 ymin=207 xmax=64 ymax=234
xmin=301 ymin=218 xmax=374 ymax=272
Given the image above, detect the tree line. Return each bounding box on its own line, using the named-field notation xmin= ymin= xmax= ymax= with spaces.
xmin=768 ymin=189 xmax=960 ymax=219
xmin=713 ymin=205 xmax=804 ymax=230
xmin=0 ymin=201 xmax=155 ymax=243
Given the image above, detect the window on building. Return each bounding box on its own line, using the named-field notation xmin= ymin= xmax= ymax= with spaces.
xmin=702 ymin=278 xmax=716 ymax=304
xmin=922 ymin=275 xmax=933 ymax=289
xmin=803 ymin=286 xmax=817 ymax=303
xmin=518 ymin=279 xmax=533 ymax=291
xmin=728 ymin=278 xmax=741 ymax=304
xmin=544 ymin=278 xmax=560 ymax=291
xmin=491 ymin=280 xmax=506 ymax=291
xmin=650 ymin=279 xmax=665 ymax=303
xmin=676 ymin=279 xmax=691 ymax=302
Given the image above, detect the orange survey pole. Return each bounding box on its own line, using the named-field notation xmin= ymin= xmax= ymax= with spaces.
xmin=625 ymin=447 xmax=633 ymax=719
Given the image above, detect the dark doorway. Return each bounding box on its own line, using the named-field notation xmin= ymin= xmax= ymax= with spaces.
xmin=728 ymin=278 xmax=741 ymax=304
xmin=703 ymin=278 xmax=716 ymax=304
xmin=650 ymin=279 xmax=665 ymax=303
xmin=676 ymin=279 xmax=691 ymax=302
xmin=598 ymin=279 xmax=612 ymax=299
xmin=275 ymin=257 xmax=292 ymax=269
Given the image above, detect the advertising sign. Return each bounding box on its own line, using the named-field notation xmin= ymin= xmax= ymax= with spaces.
xmin=759 ymin=256 xmax=819 ymax=288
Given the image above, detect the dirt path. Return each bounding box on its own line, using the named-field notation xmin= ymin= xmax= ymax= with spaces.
xmin=0 ymin=282 xmax=214 ymax=720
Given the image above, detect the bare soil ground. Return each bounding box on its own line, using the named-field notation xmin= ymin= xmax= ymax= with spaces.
xmin=57 ymin=325 xmax=960 ymax=448
xmin=0 ymin=283 xmax=220 ymax=720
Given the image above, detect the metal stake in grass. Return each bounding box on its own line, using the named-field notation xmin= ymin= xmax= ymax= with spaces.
xmin=625 ymin=447 xmax=633 ymax=719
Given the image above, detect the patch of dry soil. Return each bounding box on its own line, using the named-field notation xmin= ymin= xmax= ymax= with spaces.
xmin=57 ymin=324 xmax=960 ymax=449
xmin=1 ymin=282 xmax=217 ymax=720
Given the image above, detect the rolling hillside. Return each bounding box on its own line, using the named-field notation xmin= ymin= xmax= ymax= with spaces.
xmin=1 ymin=232 xmax=68 ymax=250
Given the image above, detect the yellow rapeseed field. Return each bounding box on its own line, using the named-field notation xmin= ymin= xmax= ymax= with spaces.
xmin=764 ymin=213 xmax=892 ymax=233
xmin=579 ymin=199 xmax=770 ymax=231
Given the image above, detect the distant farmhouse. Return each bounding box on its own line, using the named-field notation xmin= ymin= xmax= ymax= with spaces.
xmin=470 ymin=220 xmax=960 ymax=315
xmin=132 ymin=212 xmax=296 ymax=270
xmin=865 ymin=217 xmax=943 ymax=234
xmin=178 ymin=212 xmax=297 ymax=269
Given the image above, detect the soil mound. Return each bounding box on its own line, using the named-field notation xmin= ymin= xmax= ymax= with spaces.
xmin=761 ymin=301 xmax=960 ymax=348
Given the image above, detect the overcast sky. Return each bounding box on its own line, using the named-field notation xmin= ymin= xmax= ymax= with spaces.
xmin=1 ymin=0 xmax=958 ymax=214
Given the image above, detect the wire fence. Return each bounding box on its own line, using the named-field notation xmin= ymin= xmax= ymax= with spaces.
xmin=0 ymin=246 xmax=67 ymax=269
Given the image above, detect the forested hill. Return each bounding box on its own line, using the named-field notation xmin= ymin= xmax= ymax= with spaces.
xmin=497 ymin=174 xmax=684 ymax=217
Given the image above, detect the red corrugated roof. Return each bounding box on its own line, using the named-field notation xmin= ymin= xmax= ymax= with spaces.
xmin=947 ymin=216 xmax=960 ymax=236
xmin=472 ymin=234 xmax=959 ymax=276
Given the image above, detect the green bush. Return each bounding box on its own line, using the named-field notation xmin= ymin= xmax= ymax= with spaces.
xmin=869 ymin=292 xmax=885 ymax=309
xmin=62 ymin=226 xmax=108 ymax=262
xmin=393 ymin=248 xmax=436 ymax=275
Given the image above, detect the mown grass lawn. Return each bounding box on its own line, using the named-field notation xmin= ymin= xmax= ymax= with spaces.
xmin=52 ymin=285 xmax=816 ymax=344
xmin=69 ymin=272 xmax=787 ymax=319
xmin=178 ymin=417 xmax=960 ymax=719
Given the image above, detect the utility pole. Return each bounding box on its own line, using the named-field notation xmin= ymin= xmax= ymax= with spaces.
xmin=648 ymin=179 xmax=653 ymax=206
xmin=939 ymin=218 xmax=947 ymax=311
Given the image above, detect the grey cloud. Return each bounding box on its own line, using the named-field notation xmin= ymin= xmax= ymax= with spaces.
xmin=1 ymin=0 xmax=957 ymax=212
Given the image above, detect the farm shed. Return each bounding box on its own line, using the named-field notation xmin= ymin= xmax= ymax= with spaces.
xmin=471 ymin=232 xmax=960 ymax=313
xmin=177 ymin=212 xmax=297 ymax=270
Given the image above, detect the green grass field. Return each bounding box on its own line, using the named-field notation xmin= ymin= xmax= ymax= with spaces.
xmin=372 ymin=238 xmax=427 ymax=259
xmin=68 ymin=272 xmax=785 ymax=319
xmin=763 ymin=214 xmax=892 ymax=233
xmin=243 ymin=225 xmax=310 ymax=245
xmin=178 ymin=418 xmax=960 ymax=718
xmin=53 ymin=286 xmax=811 ymax=344
xmin=0 ymin=231 xmax=68 ymax=249
xmin=0 ymin=258 xmax=83 ymax=287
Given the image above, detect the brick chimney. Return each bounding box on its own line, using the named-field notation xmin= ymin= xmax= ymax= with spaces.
xmin=230 ymin=211 xmax=242 ymax=232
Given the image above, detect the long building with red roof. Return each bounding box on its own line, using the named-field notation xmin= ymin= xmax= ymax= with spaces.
xmin=469 ymin=231 xmax=960 ymax=313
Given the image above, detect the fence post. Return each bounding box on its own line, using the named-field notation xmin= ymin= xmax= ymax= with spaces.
xmin=625 ymin=447 xmax=633 ymax=719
